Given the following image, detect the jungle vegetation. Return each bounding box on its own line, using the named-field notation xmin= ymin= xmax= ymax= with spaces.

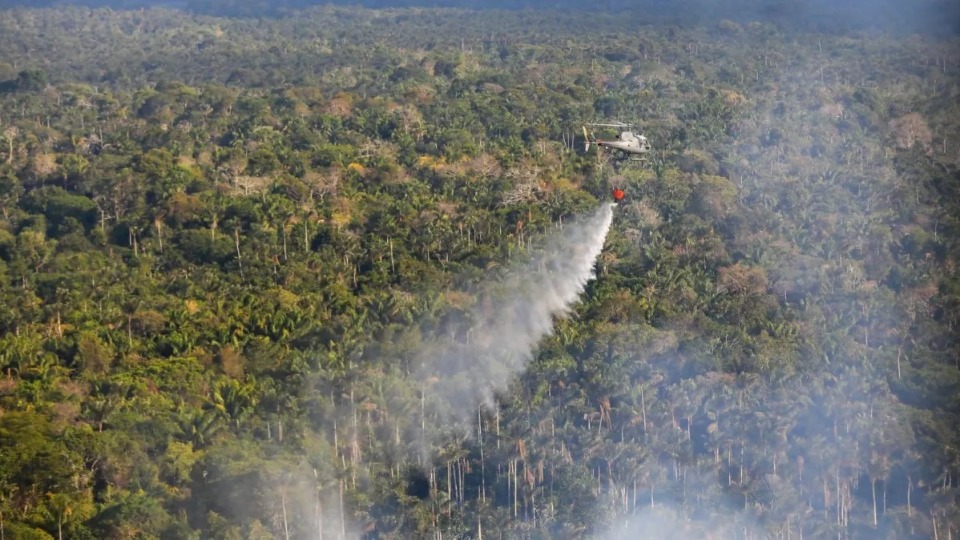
xmin=0 ymin=4 xmax=958 ymax=539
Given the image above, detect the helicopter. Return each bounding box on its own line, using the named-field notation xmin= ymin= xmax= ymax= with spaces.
xmin=582 ymin=122 xmax=652 ymax=161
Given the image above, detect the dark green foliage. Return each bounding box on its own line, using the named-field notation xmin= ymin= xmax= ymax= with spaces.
xmin=0 ymin=69 xmax=47 ymax=93
xmin=22 ymin=187 xmax=96 ymax=234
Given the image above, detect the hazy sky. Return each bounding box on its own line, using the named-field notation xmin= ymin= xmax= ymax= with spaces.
xmin=4 ymin=0 xmax=957 ymax=35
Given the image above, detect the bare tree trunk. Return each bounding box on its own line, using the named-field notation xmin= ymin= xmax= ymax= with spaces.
xmin=420 ymin=384 xmax=426 ymax=467
xmin=640 ymin=384 xmax=647 ymax=433
xmin=235 ymin=228 xmax=244 ymax=278
xmin=513 ymin=459 xmax=518 ymax=518
xmin=507 ymin=460 xmax=511 ymax=517
xmin=478 ymin=406 xmax=486 ymax=502
xmin=907 ymin=476 xmax=913 ymax=517
xmin=281 ymin=490 xmax=290 ymax=540
xmin=351 ymin=390 xmax=359 ymax=488
xmin=389 ymin=238 xmax=395 ymax=274
xmin=897 ymin=346 xmax=903 ymax=378
xmin=339 ymin=479 xmax=346 ymax=540
xmin=278 ymin=410 xmax=283 ymax=444
xmin=459 ymin=459 xmax=466 ymax=505
xmin=883 ymin=479 xmax=887 ymax=515
xmin=496 ymin=406 xmax=500 ymax=450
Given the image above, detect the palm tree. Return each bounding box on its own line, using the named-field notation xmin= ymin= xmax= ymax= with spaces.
xmin=175 ymin=407 xmax=223 ymax=450
xmin=211 ymin=379 xmax=259 ymax=431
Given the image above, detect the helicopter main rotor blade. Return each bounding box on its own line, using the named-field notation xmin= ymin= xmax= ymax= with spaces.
xmin=586 ymin=122 xmax=634 ymax=128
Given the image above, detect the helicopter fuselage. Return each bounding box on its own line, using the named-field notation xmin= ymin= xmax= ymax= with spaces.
xmin=596 ymin=131 xmax=651 ymax=156
xmin=582 ymin=124 xmax=652 ymax=161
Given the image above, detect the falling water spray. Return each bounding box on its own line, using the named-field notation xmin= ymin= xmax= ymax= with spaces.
xmin=416 ymin=203 xmax=616 ymax=438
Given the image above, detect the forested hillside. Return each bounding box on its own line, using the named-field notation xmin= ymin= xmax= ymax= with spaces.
xmin=0 ymin=6 xmax=958 ymax=539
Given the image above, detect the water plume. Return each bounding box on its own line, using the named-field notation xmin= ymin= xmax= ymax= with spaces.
xmin=415 ymin=203 xmax=616 ymax=438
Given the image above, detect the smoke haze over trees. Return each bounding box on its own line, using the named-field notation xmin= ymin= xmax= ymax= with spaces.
xmin=0 ymin=0 xmax=958 ymax=34
xmin=0 ymin=0 xmax=957 ymax=538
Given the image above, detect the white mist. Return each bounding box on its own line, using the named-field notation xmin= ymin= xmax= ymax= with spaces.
xmin=418 ymin=203 xmax=616 ymax=434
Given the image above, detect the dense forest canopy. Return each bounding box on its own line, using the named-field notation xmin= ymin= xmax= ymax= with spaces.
xmin=0 ymin=3 xmax=958 ymax=539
